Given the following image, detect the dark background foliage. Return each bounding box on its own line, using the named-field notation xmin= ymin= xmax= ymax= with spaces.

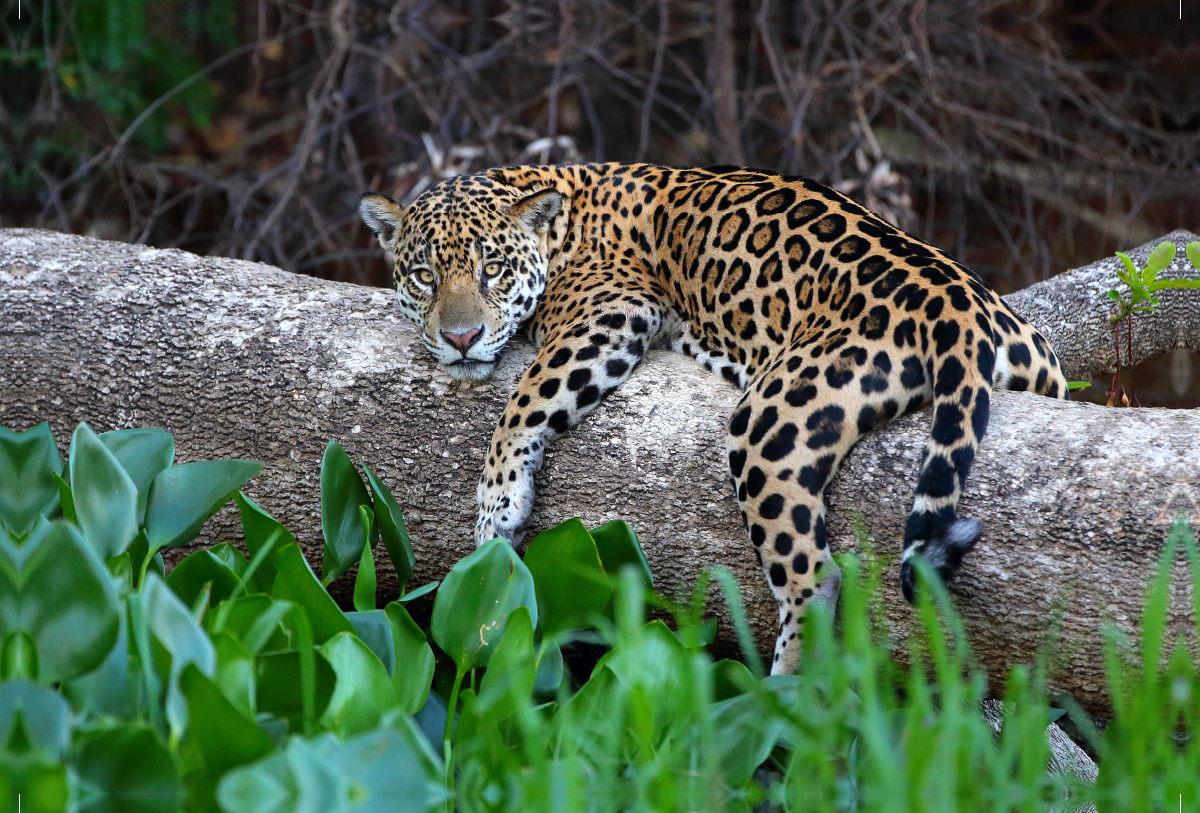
xmin=2 ymin=0 xmax=1196 ymax=294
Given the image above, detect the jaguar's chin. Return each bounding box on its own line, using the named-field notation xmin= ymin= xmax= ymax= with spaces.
xmin=445 ymin=358 xmax=496 ymax=381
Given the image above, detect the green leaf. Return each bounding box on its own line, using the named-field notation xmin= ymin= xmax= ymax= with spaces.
xmin=270 ymin=544 xmax=353 ymax=645
xmin=397 ymin=580 xmax=439 ymax=603
xmin=1 ymin=631 xmax=38 ymax=681
xmin=70 ymin=422 xmax=139 ymax=559
xmin=346 ymin=610 xmax=395 ymax=674
xmin=595 ymin=619 xmax=691 ymax=736
xmin=1067 ymin=381 xmax=1091 ymax=391
xmin=320 ymin=441 xmax=373 ymax=586
xmin=710 ymin=691 xmax=786 ymax=784
xmin=98 ymin=428 xmax=174 ymax=525
xmin=254 ymin=650 xmax=336 ymax=732
xmin=209 ymin=595 xmax=291 ymax=657
xmin=591 ymin=519 xmax=653 ymax=587
xmin=431 ymin=539 xmax=538 ymax=672
xmin=233 ymin=492 xmax=293 ymax=595
xmin=477 ymin=606 xmax=536 ymax=719
xmin=1105 ymin=289 xmax=1123 ymax=302
xmin=1114 ymin=251 xmax=1137 ymax=280
xmin=72 ymin=725 xmax=183 ymax=813
xmin=0 ymin=423 xmax=62 ymax=535
xmin=52 ymin=472 xmax=76 ymax=525
xmin=317 ymin=631 xmax=398 ymax=736
xmin=1144 ymin=240 xmax=1175 ymax=279
xmin=179 ymin=663 xmax=273 ymax=776
xmin=533 ymin=640 xmax=564 ymax=696
xmin=149 ymin=467 xmax=256 ymax=565
xmin=712 ymin=658 xmax=757 ymax=701
xmin=384 ymin=602 xmax=435 ymax=716
xmin=144 ymin=459 xmax=262 ymax=556
xmin=362 ymin=459 xmax=415 ymax=588
xmin=524 ymin=519 xmax=612 ymax=638
xmin=166 ymin=549 xmax=243 ymax=610
xmin=1187 ymin=241 xmax=1200 ymax=270
xmin=0 ymin=681 xmax=71 ymax=758
xmin=0 ymin=519 xmax=120 ymax=683
xmin=140 ymin=573 xmax=216 ymax=739
xmin=353 ymin=506 xmax=377 ymax=612
xmin=217 ymin=727 xmax=432 ymax=813
xmin=61 ymin=605 xmax=140 ymax=719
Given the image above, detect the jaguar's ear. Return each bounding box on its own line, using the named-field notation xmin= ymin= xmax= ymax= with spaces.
xmin=507 ymin=188 xmax=563 ymax=235
xmin=359 ymin=192 xmax=405 ymax=251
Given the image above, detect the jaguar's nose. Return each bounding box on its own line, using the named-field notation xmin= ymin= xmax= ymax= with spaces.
xmin=441 ymin=325 xmax=483 ymax=355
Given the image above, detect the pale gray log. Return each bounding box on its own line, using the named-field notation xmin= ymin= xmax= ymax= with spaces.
xmin=1 ymin=228 xmax=1197 ymax=716
xmin=981 ymin=699 xmax=1098 ymax=813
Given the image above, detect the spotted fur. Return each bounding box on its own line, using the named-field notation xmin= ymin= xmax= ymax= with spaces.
xmin=360 ymin=162 xmax=1069 ymax=674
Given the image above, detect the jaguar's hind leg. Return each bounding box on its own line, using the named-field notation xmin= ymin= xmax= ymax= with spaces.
xmin=729 ymin=337 xmax=908 ymax=674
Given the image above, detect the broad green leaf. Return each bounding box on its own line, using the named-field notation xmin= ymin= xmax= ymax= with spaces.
xmin=61 ymin=604 xmax=140 ymax=719
xmin=0 ymin=519 xmax=119 ymax=683
xmin=591 ymin=519 xmax=653 ymax=589
xmin=208 ymin=595 xmax=291 ymax=657
xmin=1187 ymin=241 xmax=1200 ymax=270
xmin=270 ymin=544 xmax=353 ymax=645
xmin=255 ymin=650 xmax=336 ymax=731
xmin=1144 ymin=240 xmax=1175 ymax=278
xmin=534 ymin=641 xmax=564 ymax=696
xmin=217 ymin=727 xmax=431 ymax=813
xmin=1 ymin=631 xmax=37 ymax=681
xmin=211 ymin=632 xmax=256 ymax=719
xmin=362 ymin=459 xmax=415 ymax=587
xmin=144 ymin=459 xmax=262 ymax=553
xmin=710 ymin=691 xmax=786 ymax=784
xmin=0 ymin=423 xmax=62 ymax=535
xmin=431 ymin=539 xmax=538 ymax=672
xmin=72 ymin=725 xmax=183 ymax=813
xmin=595 ymin=619 xmax=691 ymax=735
xmin=0 ymin=681 xmax=71 ymax=758
xmin=209 ymin=542 xmax=250 ymax=579
xmin=1105 ymin=289 xmax=1123 ymax=302
xmin=317 ymin=632 xmax=398 ymax=736
xmin=353 ymin=506 xmax=377 ymax=612
xmin=179 ymin=663 xmax=272 ymax=776
xmin=98 ymin=428 xmax=174 ymax=525
xmin=1114 ymin=251 xmax=1137 ymax=281
xmin=70 ymin=422 xmax=139 ymax=559
xmin=524 ymin=519 xmax=612 ymax=638
xmin=233 ymin=492 xmax=295 ymax=594
xmin=384 ymin=602 xmax=435 ymax=716
xmin=346 ymin=610 xmax=395 ymax=674
xmin=140 ymin=574 xmax=216 ymax=738
xmin=477 ymin=606 xmax=535 ymax=719
xmin=166 ymin=549 xmax=243 ymax=609
xmin=712 ymin=658 xmax=757 ymax=701
xmin=319 ymin=440 xmax=372 ymax=586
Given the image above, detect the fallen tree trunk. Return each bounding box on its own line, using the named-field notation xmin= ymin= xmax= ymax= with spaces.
xmin=2 ymin=228 xmax=1197 ymax=715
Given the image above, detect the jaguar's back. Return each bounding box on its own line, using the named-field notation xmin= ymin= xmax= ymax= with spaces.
xmin=360 ymin=162 xmax=1068 ymax=673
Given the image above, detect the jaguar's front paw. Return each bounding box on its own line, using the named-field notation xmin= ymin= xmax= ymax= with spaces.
xmin=474 ymin=466 xmax=535 ymax=547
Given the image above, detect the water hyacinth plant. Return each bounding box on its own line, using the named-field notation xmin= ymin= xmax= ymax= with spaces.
xmin=0 ymin=420 xmax=1197 ymax=812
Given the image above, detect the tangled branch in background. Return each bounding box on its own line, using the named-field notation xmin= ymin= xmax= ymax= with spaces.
xmin=1 ymin=0 xmax=1196 ymax=292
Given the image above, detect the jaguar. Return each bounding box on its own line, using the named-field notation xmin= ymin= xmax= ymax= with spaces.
xmin=359 ymin=162 xmax=1068 ymax=674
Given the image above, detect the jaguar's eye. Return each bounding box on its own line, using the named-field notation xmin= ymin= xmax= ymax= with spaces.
xmin=412 ymin=267 xmax=436 ymax=287
xmin=482 ymin=260 xmax=504 ymax=280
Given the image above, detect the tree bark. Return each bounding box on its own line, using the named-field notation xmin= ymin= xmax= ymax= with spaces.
xmin=1 ymin=228 xmax=1197 ymax=715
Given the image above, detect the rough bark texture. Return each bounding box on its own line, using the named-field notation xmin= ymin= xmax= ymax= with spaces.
xmin=2 ymin=228 xmax=1197 ymax=716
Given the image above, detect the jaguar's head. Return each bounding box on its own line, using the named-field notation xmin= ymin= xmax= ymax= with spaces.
xmin=359 ymin=173 xmax=563 ymax=381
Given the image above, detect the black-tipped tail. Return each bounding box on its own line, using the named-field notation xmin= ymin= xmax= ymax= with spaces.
xmin=899 ymin=518 xmax=983 ymax=604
